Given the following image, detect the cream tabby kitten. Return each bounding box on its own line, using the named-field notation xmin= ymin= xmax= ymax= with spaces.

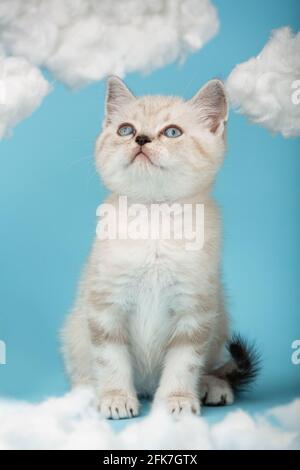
xmin=62 ymin=77 xmax=259 ymax=419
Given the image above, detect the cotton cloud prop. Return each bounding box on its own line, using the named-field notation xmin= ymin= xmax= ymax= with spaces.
xmin=0 ymin=387 xmax=299 ymax=450
xmin=226 ymin=27 xmax=300 ymax=138
xmin=0 ymin=0 xmax=219 ymax=137
xmin=0 ymin=51 xmax=51 ymax=139
xmin=0 ymin=0 xmax=219 ymax=89
xmin=1 ymin=4 xmax=299 ymax=141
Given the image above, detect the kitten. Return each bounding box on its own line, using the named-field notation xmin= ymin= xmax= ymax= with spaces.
xmin=62 ymin=77 xmax=259 ymax=419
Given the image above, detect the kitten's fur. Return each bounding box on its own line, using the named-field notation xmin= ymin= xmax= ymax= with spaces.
xmin=62 ymin=77 xmax=257 ymax=419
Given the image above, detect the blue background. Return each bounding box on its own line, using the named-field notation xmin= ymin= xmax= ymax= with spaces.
xmin=0 ymin=0 xmax=299 ymax=424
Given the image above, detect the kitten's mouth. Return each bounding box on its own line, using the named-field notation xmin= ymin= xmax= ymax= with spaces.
xmin=129 ymin=147 xmax=164 ymax=170
xmin=131 ymin=148 xmax=155 ymax=166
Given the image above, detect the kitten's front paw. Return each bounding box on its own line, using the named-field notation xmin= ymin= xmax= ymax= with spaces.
xmin=155 ymin=392 xmax=201 ymax=417
xmin=98 ymin=390 xmax=139 ymax=419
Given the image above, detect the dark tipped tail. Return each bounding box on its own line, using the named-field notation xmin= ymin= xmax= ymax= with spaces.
xmin=215 ymin=334 xmax=261 ymax=393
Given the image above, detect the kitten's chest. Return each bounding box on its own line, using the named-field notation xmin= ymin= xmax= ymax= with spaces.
xmin=98 ymin=238 xmax=198 ymax=393
xmin=125 ymin=241 xmax=177 ymax=390
xmin=97 ymin=227 xmax=202 ymax=320
xmin=97 ymin=199 xmax=203 ymax=303
xmin=108 ymin=238 xmax=182 ymax=336
xmin=116 ymin=238 xmax=185 ymax=305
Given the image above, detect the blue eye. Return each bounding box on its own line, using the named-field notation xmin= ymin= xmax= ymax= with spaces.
xmin=118 ymin=124 xmax=135 ymax=136
xmin=163 ymin=126 xmax=182 ymax=138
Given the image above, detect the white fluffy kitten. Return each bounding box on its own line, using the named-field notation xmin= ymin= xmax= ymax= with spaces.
xmin=62 ymin=77 xmax=258 ymax=419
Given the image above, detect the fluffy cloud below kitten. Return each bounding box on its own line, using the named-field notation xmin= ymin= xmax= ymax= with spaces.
xmin=0 ymin=387 xmax=299 ymax=450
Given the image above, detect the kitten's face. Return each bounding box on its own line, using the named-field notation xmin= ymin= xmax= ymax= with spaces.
xmin=95 ymin=77 xmax=228 ymax=202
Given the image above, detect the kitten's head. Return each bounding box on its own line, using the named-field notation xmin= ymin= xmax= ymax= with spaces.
xmin=95 ymin=76 xmax=228 ymax=202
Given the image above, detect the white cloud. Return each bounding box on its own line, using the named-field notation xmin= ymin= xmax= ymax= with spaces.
xmin=226 ymin=27 xmax=300 ymax=138
xmin=2 ymin=5 xmax=299 ymax=140
xmin=0 ymin=0 xmax=218 ymax=137
xmin=0 ymin=387 xmax=299 ymax=450
xmin=0 ymin=0 xmax=219 ymax=89
xmin=0 ymin=51 xmax=51 ymax=139
xmin=269 ymin=399 xmax=300 ymax=432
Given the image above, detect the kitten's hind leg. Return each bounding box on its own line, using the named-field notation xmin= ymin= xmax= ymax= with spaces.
xmin=200 ymin=375 xmax=234 ymax=406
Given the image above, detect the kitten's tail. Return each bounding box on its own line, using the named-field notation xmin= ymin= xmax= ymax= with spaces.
xmin=215 ymin=333 xmax=261 ymax=393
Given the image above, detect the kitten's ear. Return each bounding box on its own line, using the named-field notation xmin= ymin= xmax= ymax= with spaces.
xmin=189 ymin=79 xmax=228 ymax=135
xmin=105 ymin=76 xmax=135 ymax=125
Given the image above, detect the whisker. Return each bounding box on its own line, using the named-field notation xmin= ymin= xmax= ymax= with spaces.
xmin=66 ymin=154 xmax=93 ymax=170
xmin=85 ymin=166 xmax=99 ymax=191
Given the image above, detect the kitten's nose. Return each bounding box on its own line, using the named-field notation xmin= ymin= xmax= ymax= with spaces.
xmin=135 ymin=134 xmax=151 ymax=146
